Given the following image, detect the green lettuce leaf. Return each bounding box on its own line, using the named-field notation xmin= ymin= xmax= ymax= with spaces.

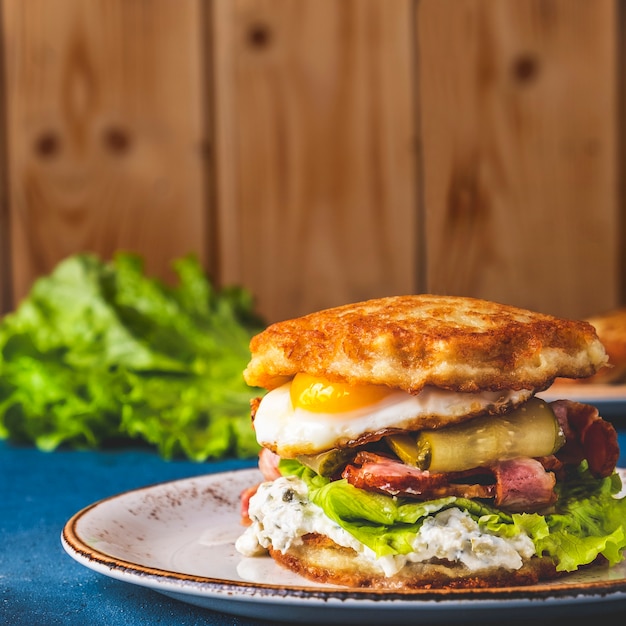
xmin=513 ymin=463 xmax=626 ymax=570
xmin=0 ymin=252 xmax=264 ymax=460
xmin=279 ymin=459 xmax=626 ymax=571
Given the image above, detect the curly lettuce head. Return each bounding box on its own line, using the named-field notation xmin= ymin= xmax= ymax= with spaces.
xmin=0 ymin=253 xmax=264 ymax=460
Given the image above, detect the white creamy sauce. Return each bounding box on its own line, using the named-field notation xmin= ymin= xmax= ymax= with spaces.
xmin=235 ymin=476 xmax=536 ymax=577
xmin=235 ymin=476 xmax=362 ymax=558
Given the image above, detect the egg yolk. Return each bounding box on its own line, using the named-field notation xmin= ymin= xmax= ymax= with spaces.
xmin=289 ymin=373 xmax=393 ymax=413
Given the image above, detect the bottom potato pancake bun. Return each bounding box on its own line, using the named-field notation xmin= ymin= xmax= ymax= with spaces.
xmin=235 ymin=295 xmax=626 ymax=589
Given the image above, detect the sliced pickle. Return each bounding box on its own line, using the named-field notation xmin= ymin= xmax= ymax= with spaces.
xmin=296 ymin=448 xmax=356 ymax=477
xmin=386 ymin=397 xmax=564 ymax=473
xmin=386 ymin=434 xmax=431 ymax=468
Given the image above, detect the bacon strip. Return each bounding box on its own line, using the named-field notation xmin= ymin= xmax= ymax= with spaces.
xmin=551 ymin=400 xmax=619 ymax=478
xmin=258 ymin=447 xmax=282 ymax=481
xmin=240 ymin=484 xmax=258 ymax=525
xmin=342 ymin=451 xmax=494 ymax=500
xmin=342 ymin=452 xmax=556 ymax=512
xmin=240 ymin=448 xmax=282 ymax=524
xmin=492 ymin=457 xmax=557 ymax=511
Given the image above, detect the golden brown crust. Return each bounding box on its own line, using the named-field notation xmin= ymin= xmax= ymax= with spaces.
xmin=244 ymin=295 xmax=607 ymax=394
xmin=268 ymin=533 xmax=561 ymax=589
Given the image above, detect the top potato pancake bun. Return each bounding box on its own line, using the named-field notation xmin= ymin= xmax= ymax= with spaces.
xmin=243 ymin=295 xmax=607 ymax=394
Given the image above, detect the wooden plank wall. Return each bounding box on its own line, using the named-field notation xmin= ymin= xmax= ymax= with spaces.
xmin=0 ymin=0 xmax=621 ymax=324
xmin=211 ymin=0 xmax=419 ymax=321
xmin=418 ymin=0 xmax=618 ymax=319
xmin=1 ymin=0 xmax=209 ymax=304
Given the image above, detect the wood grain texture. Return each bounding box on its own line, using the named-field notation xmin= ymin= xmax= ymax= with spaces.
xmin=2 ymin=0 xmax=209 ymax=306
xmin=0 ymin=3 xmax=9 ymax=314
xmin=417 ymin=0 xmax=618 ymax=320
xmin=211 ymin=0 xmax=419 ymax=323
xmin=0 ymin=0 xmax=622 ymax=325
xmin=618 ymin=0 xmax=626 ymax=308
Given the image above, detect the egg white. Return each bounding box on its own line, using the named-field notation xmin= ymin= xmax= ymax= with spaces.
xmin=253 ymin=381 xmax=534 ymax=457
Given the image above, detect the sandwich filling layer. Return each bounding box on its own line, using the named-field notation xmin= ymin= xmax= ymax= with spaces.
xmin=253 ymin=379 xmax=535 ymax=457
xmin=236 ymin=475 xmax=536 ymax=576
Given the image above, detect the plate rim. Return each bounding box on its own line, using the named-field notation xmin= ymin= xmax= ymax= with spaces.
xmin=61 ymin=468 xmax=626 ymax=606
xmin=539 ymin=383 xmax=626 ymax=402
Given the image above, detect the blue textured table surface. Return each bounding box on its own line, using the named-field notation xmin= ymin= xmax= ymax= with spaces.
xmin=3 ymin=435 xmax=626 ymax=626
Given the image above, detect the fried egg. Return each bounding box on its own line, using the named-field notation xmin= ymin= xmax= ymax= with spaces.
xmin=252 ymin=374 xmax=535 ymax=457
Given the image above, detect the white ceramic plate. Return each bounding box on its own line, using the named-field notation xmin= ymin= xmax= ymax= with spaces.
xmin=539 ymin=383 xmax=626 ymax=402
xmin=538 ymin=384 xmax=626 ymax=421
xmin=62 ymin=468 xmax=626 ymax=624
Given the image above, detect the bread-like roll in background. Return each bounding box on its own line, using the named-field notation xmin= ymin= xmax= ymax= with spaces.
xmin=559 ymin=308 xmax=626 ymax=385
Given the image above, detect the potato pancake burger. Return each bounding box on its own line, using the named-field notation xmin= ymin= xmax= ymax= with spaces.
xmin=235 ymin=295 xmax=626 ymax=589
